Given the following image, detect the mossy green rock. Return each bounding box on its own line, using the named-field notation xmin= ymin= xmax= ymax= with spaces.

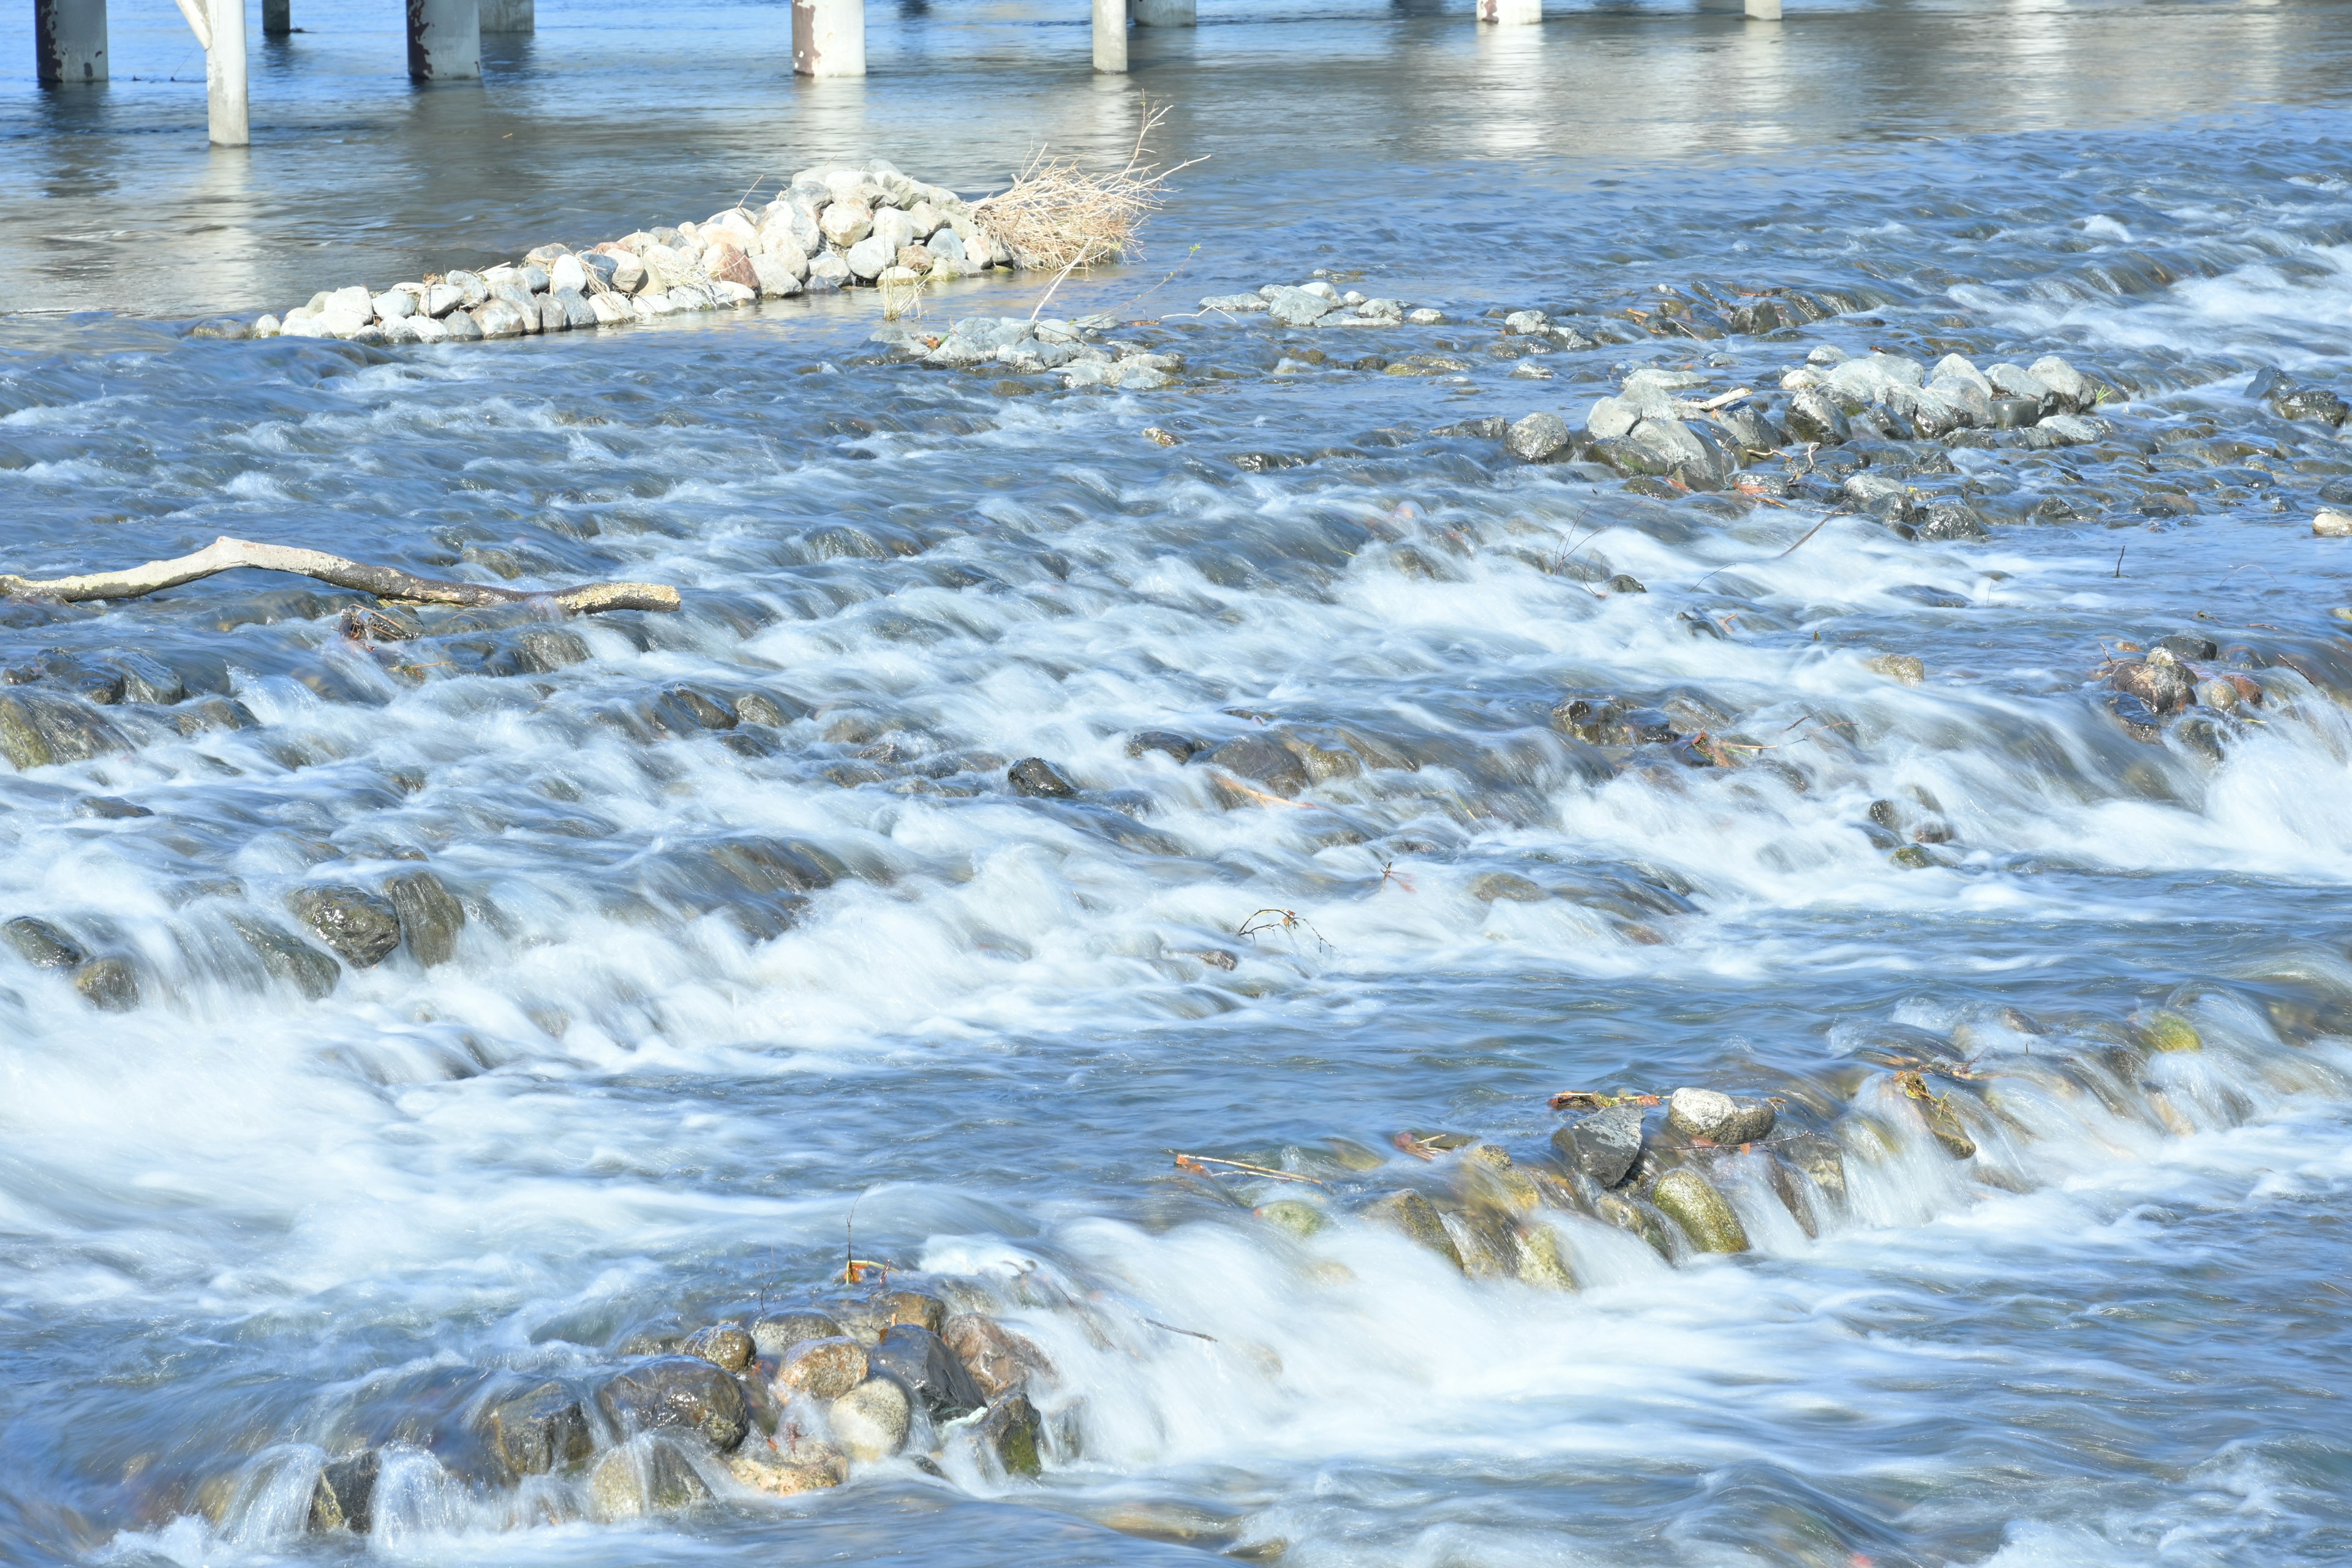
xmin=1594 ymin=1193 xmax=1673 ymax=1258
xmin=2139 ymin=1011 xmax=2203 ymax=1054
xmin=1651 ymin=1169 xmax=1750 ymax=1254
xmin=1255 ymin=1199 xmax=1327 ymax=1238
xmin=1363 ymin=1189 xmax=1464 ymax=1272
xmin=1512 ymin=1223 xmax=1577 ymax=1290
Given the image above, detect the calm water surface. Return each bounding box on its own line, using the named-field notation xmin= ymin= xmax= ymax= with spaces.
xmin=4 ymin=1 xmax=2352 ymax=1565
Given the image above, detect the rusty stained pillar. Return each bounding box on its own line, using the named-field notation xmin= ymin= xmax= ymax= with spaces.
xmin=408 ymin=0 xmax=481 ymax=80
xmin=35 ymin=0 xmax=108 ymax=84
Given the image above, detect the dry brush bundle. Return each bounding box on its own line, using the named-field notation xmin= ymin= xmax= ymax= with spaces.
xmin=972 ymin=104 xmax=1199 ymax=275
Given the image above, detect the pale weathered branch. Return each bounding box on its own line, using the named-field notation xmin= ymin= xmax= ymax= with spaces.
xmin=0 ymin=536 xmax=680 ymax=615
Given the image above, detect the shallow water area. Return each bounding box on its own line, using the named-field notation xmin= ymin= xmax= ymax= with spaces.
xmin=7 ymin=1 xmax=2352 ymax=1565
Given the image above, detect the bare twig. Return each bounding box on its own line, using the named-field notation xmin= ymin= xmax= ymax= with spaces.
xmin=1 ymin=537 xmax=679 ymax=615
xmin=1172 ymin=1153 xmax=1327 ymax=1188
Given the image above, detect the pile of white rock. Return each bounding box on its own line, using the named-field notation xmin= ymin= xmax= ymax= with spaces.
xmin=253 ymin=160 xmax=1023 ymax=346
xmin=1199 ymin=279 xmax=1445 ymax=328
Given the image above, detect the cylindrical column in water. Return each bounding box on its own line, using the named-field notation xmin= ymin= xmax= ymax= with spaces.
xmin=792 ymin=0 xmax=864 ymax=76
xmin=207 ymin=0 xmax=247 ymax=144
xmin=1131 ymin=0 xmax=1193 ymax=27
xmin=481 ymin=0 xmax=532 ymax=32
xmin=34 ymin=0 xmax=108 ymax=84
xmin=1477 ymin=0 xmax=1540 ymax=21
xmin=1092 ymin=0 xmax=1126 ymax=72
xmin=262 ymin=0 xmax=288 ymax=36
xmin=407 ymin=0 xmax=481 ymax=80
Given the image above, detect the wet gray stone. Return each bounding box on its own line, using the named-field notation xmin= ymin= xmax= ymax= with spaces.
xmin=385 ymin=870 xmax=466 ymax=967
xmin=73 ymin=956 xmax=140 ymax=1011
xmin=868 ymin=1322 xmax=987 ymax=1420
xmin=4 ymin=916 xmax=85 ymax=969
xmin=228 ymin=916 xmax=342 ymax=1000
xmin=1008 ymin=758 xmax=1079 ymax=798
xmin=1505 ymin=412 xmax=1573 ymax=463
xmin=1205 ymin=734 xmax=1308 ymax=797
xmin=595 ymin=1356 xmax=750 ymax=1452
xmin=481 ymin=1381 xmax=594 ymax=1476
xmin=287 ymin=885 xmax=402 ymax=968
xmin=1552 ymin=1104 xmax=1645 ymax=1187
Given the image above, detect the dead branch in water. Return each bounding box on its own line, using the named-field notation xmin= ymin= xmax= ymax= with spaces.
xmin=973 ymin=102 xmax=1202 ymax=274
xmin=0 ymin=536 xmax=681 ymax=615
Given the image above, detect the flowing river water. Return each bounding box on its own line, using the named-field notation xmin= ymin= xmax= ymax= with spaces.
xmin=6 ymin=1 xmax=2352 ymax=1565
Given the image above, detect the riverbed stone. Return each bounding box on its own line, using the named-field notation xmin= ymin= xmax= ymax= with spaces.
xmin=1783 ymin=389 xmax=1852 ymax=445
xmin=750 ymin=255 xmax=805 ymax=298
xmin=442 ymin=309 xmax=483 ymax=342
xmin=820 ymin=198 xmax=875 ymax=247
xmin=472 ymin=299 xmax=530 ymax=339
xmin=777 ymin=1336 xmax=869 ymax=1400
xmin=286 ymin=884 xmax=402 ymax=968
xmin=306 ymin=1449 xmax=379 ymax=1532
xmin=481 ymin=1381 xmax=594 ymax=1476
xmin=807 ymin=253 xmax=850 ymax=291
xmin=1267 ymin=287 xmax=1340 ymax=327
xmin=2109 ymin=657 xmax=2194 ymax=715
xmin=1915 ymin=1091 xmax=1978 ymax=1158
xmin=870 ymin=1322 xmax=987 ymax=1420
xmin=1254 ymin=1198 xmax=1329 ymax=1238
xmin=1665 ymin=1086 xmax=1776 ymax=1145
xmin=1505 ymin=412 xmax=1573 ymax=462
xmin=1594 ymin=1191 xmax=1673 ymax=1257
xmin=589 ymin=1438 xmax=711 ymax=1519
xmin=1777 ymin=1130 xmax=1847 ymax=1208
xmin=726 ymin=1442 xmax=847 ymax=1495
xmin=4 ymin=916 xmax=85 ymax=969
xmin=1651 ymin=1168 xmax=1750 ymax=1253
xmin=1552 ymin=1103 xmax=1645 ymax=1187
xmin=1364 ymin=1189 xmax=1465 ymax=1270
xmin=751 ymin=1310 xmax=845 ymax=1357
xmin=844 ymin=235 xmax=894 ymax=280
xmin=1008 ymin=757 xmax=1079 ymax=797
xmin=976 ymin=1392 xmax=1044 ymax=1476
xmin=71 ymin=956 xmax=138 ymax=1011
xmin=941 ymin=1313 xmax=1052 ymax=1398
xmin=1205 ymin=734 xmax=1309 ymax=797
xmin=683 ymin=1323 xmax=756 ymax=1373
xmin=595 ymin=1355 xmax=751 ymax=1452
xmin=1513 ymin=1223 xmax=1577 ymax=1290
xmin=829 ymin=1376 xmax=912 ymax=1462
xmin=228 ymin=916 xmax=341 ymax=999
xmin=588 ymin=293 xmax=632 ymax=325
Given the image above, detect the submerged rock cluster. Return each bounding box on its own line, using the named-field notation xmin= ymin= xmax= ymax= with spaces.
xmin=248 ymin=160 xmax=1023 ymax=345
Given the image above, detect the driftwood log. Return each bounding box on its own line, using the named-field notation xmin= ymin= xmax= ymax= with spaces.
xmin=0 ymin=537 xmax=680 ymax=616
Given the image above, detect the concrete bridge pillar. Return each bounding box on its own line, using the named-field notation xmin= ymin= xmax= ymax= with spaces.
xmin=207 ymin=0 xmax=247 ymax=143
xmin=1092 ymin=0 xmax=1126 ymax=72
xmin=1132 ymin=0 xmax=1194 ymax=26
xmin=262 ymin=0 xmax=288 ymax=36
xmin=481 ymin=0 xmax=532 ymax=32
xmin=34 ymin=0 xmax=108 ymax=83
xmin=407 ymin=0 xmax=481 ymax=79
xmin=1477 ymin=0 xmax=1540 ymax=22
xmin=793 ymin=0 xmax=864 ymax=75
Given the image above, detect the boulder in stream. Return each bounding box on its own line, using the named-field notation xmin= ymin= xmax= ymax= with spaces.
xmin=976 ymin=1392 xmax=1044 ymax=1476
xmin=287 ymin=885 xmax=402 ymax=968
xmin=752 ymin=1309 xmax=846 ymax=1358
xmin=595 ymin=1355 xmax=750 ymax=1452
xmin=682 ymin=1322 xmax=756 ymax=1373
xmin=1650 ymin=1168 xmax=1751 ymax=1253
xmin=306 ymin=1449 xmax=379 ymax=1533
xmin=776 ymin=1336 xmax=869 ymax=1400
xmin=941 ymin=1313 xmax=1054 ymax=1398
xmin=589 ymin=1436 xmax=712 ymax=1520
xmin=1553 ymin=1104 xmax=1645 ymax=1187
xmin=869 ymin=1322 xmax=986 ymax=1420
xmin=829 ymin=1375 xmax=911 ymax=1461
xmin=1363 ymin=1189 xmax=1465 ymax=1271
xmin=480 ymin=1381 xmax=594 ymax=1476
xmin=1665 ymin=1087 xmax=1776 ymax=1145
